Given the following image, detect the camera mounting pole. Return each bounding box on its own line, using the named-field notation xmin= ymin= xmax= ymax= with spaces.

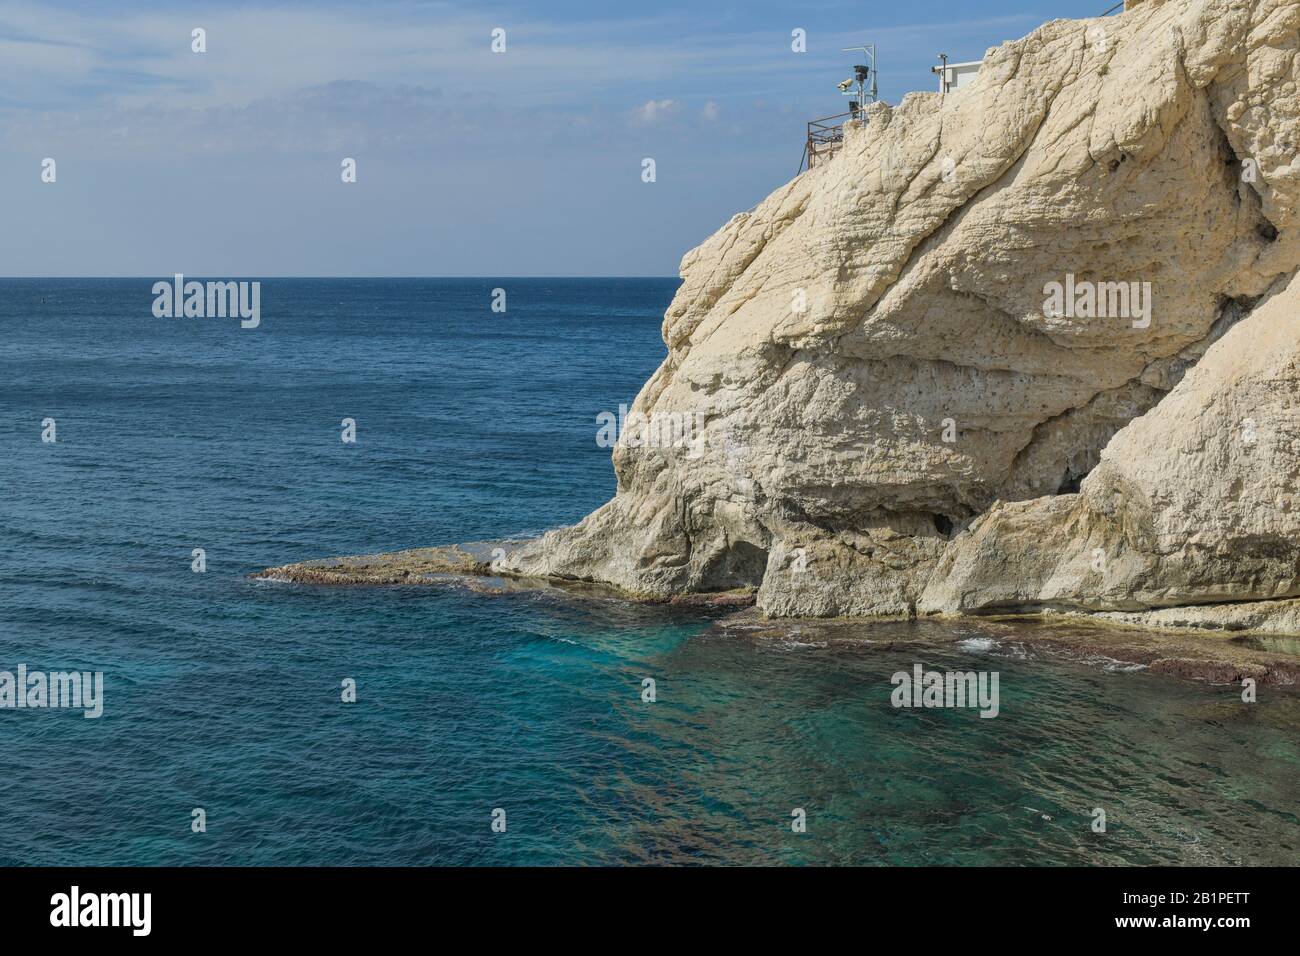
xmin=840 ymin=45 xmax=878 ymax=116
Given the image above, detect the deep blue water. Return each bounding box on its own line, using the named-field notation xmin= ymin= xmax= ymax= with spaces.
xmin=2 ymin=278 xmax=1297 ymax=866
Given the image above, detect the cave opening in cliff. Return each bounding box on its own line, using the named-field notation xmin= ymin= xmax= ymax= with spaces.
xmin=1057 ymin=472 xmax=1085 ymax=494
xmin=699 ymin=540 xmax=769 ymax=591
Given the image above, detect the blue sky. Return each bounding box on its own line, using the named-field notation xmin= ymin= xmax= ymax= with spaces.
xmin=2 ymin=0 xmax=1119 ymax=276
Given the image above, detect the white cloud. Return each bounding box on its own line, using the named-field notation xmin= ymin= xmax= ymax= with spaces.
xmin=631 ymin=98 xmax=678 ymax=125
xmin=701 ymin=100 xmax=719 ymax=122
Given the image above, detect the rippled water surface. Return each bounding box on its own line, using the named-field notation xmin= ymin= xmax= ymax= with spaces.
xmin=2 ymin=278 xmax=1297 ymax=865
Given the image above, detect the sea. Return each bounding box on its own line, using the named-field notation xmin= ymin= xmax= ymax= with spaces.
xmin=2 ymin=277 xmax=1297 ymax=865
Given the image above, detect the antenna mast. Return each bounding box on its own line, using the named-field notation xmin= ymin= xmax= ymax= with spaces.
xmin=840 ymin=45 xmax=878 ymax=118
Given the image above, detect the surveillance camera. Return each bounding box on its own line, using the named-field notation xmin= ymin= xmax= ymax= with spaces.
xmin=837 ymin=78 xmax=854 ymax=91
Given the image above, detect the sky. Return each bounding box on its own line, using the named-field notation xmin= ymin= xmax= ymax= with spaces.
xmin=1 ymin=0 xmax=1122 ymax=276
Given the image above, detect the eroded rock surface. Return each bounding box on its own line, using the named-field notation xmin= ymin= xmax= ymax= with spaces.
xmin=500 ymin=0 xmax=1300 ymax=631
xmin=921 ymin=269 xmax=1300 ymax=614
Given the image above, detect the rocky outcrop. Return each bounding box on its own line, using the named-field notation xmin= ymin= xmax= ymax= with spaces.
xmin=258 ymin=543 xmax=494 ymax=584
xmin=920 ymin=268 xmax=1300 ymax=614
xmin=499 ymin=0 xmax=1300 ymax=632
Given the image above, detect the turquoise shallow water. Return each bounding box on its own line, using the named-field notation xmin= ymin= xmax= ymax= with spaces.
xmin=1 ymin=278 xmax=1297 ymax=865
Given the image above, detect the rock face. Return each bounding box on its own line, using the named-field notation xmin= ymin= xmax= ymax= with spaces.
xmin=920 ymin=271 xmax=1300 ymax=615
xmin=502 ymin=0 xmax=1300 ymax=631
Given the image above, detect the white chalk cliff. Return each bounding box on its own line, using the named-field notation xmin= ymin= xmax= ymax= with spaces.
xmin=503 ymin=0 xmax=1300 ymax=631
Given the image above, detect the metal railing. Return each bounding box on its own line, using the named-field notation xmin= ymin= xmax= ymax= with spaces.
xmin=801 ymin=110 xmax=859 ymax=173
xmin=799 ymin=3 xmax=1126 ymax=174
